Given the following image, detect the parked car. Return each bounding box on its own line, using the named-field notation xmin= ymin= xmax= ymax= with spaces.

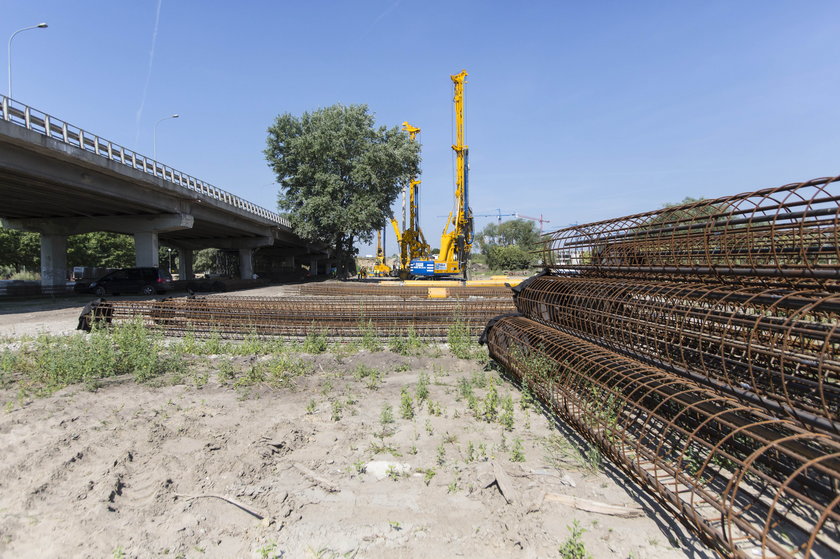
xmin=75 ymin=267 xmax=173 ymax=296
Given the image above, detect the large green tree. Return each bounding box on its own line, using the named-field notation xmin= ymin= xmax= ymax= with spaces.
xmin=476 ymin=218 xmax=540 ymax=270
xmin=264 ymin=104 xmax=419 ymax=275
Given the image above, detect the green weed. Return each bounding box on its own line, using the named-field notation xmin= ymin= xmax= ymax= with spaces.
xmin=400 ymin=388 xmax=415 ymax=419
xmin=558 ymin=520 xmax=592 ymax=559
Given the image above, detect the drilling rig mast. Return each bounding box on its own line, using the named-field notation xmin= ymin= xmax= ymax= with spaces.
xmin=410 ymin=69 xmax=474 ymax=279
xmin=391 ymin=121 xmax=430 ymax=278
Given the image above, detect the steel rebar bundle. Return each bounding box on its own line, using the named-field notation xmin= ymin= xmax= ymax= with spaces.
xmin=541 ymin=175 xmax=840 ymax=290
xmin=512 ymin=275 xmax=840 ymax=434
xmin=297 ymin=282 xmax=514 ymax=298
xmin=84 ymin=296 xmax=515 ymax=339
xmin=483 ymin=315 xmax=840 ymax=559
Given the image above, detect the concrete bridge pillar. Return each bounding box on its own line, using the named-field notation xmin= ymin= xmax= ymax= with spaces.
xmin=134 ymin=231 xmax=160 ymax=268
xmin=40 ymin=234 xmax=67 ymax=288
xmin=239 ymin=248 xmax=254 ymax=279
xmin=310 ymin=256 xmax=320 ymax=276
xmin=177 ymin=248 xmax=193 ymax=281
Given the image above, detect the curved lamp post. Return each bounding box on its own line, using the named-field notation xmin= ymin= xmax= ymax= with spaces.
xmin=7 ymin=22 xmax=48 ymax=98
xmin=153 ymin=113 xmax=179 ymax=161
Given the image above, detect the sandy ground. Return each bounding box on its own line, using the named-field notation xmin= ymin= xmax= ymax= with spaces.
xmin=0 ymin=289 xmax=715 ymax=559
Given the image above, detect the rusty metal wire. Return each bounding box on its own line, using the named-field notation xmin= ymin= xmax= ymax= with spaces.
xmin=484 ymin=315 xmax=840 ymax=559
xmin=513 ymin=275 xmax=840 ymax=435
xmin=297 ymin=282 xmax=513 ymax=298
xmin=88 ymin=296 xmax=514 ymax=339
xmin=541 ymin=175 xmax=840 ymax=290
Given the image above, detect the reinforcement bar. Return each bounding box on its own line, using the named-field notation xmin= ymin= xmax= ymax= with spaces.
xmin=86 ymin=296 xmax=515 ymax=339
xmin=296 ymin=283 xmax=514 ymax=298
xmin=483 ymin=315 xmax=840 ymax=559
xmin=541 ymin=174 xmax=840 ymax=290
xmin=513 ymin=275 xmax=840 ymax=434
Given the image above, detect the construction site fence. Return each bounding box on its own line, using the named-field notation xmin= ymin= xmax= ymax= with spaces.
xmin=541 ymin=174 xmax=840 ymax=291
xmin=483 ymin=315 xmax=840 ymax=559
xmin=512 ymin=275 xmax=840 ymax=435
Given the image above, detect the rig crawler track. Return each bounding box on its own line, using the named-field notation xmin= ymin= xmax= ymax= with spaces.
xmin=483 ymin=315 xmax=840 ymax=559
xmin=88 ymin=295 xmax=515 ymax=339
xmin=513 ymin=275 xmax=840 ymax=434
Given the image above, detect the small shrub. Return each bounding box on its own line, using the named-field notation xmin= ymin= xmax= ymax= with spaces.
xmin=416 ymin=372 xmax=430 ymax=402
xmin=400 ymin=388 xmax=415 ymax=419
xmin=380 ymin=404 xmax=395 ymax=426
xmin=558 ymin=520 xmax=592 ymax=559
xmin=499 ymin=395 xmax=515 ymax=430
xmin=302 ymin=328 xmax=328 ymax=354
xmin=511 ymin=438 xmax=526 ymax=462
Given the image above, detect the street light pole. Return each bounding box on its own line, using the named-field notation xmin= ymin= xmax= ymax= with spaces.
xmin=153 ymin=113 xmax=179 ymax=160
xmin=7 ymin=22 xmax=48 ymax=99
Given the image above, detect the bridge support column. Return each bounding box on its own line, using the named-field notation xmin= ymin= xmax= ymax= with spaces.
xmin=134 ymin=231 xmax=160 ymax=267
xmin=178 ymin=248 xmax=193 ymax=281
xmin=40 ymin=234 xmax=67 ymax=288
xmin=239 ymin=248 xmax=254 ymax=280
xmin=310 ymin=257 xmax=320 ymax=276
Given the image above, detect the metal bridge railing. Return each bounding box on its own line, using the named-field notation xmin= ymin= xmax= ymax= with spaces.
xmin=0 ymin=96 xmax=291 ymax=230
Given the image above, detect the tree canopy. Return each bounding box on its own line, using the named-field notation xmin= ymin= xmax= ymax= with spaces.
xmin=475 ymin=218 xmax=540 ymax=270
xmin=0 ymin=227 xmax=135 ymax=276
xmin=264 ymin=104 xmax=419 ymax=274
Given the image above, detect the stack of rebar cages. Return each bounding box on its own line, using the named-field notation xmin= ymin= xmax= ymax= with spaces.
xmin=481 ymin=175 xmax=840 ymax=558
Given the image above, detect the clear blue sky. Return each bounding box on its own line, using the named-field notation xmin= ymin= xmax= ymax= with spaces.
xmin=5 ymin=1 xmax=840 ymax=256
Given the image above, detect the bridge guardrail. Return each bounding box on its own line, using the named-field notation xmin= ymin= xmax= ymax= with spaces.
xmin=0 ymin=96 xmax=291 ymax=230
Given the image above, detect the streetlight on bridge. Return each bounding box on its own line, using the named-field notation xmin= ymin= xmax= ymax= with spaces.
xmin=153 ymin=113 xmax=179 ymax=161
xmin=7 ymin=22 xmax=48 ymax=99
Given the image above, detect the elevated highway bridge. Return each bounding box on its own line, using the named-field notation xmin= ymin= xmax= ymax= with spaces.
xmin=0 ymin=96 xmax=327 ymax=287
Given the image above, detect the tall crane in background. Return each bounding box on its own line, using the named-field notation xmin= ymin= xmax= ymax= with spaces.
xmin=411 ymin=69 xmax=474 ymax=279
xmin=390 ymin=121 xmax=430 ymax=278
xmin=517 ymin=213 xmax=551 ymax=233
xmin=474 ymin=209 xmax=517 ymax=222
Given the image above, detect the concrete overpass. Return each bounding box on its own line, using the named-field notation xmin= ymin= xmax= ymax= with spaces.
xmin=0 ymin=96 xmax=328 ymax=287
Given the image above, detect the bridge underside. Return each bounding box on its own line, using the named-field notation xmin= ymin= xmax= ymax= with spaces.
xmin=0 ymin=120 xmax=327 ymax=286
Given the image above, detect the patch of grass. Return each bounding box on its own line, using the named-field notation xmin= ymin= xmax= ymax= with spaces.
xmin=447 ymin=314 xmax=485 ymax=360
xmin=388 ymin=326 xmax=425 ymax=356
xmin=303 ymin=327 xmax=328 ymax=354
xmin=558 ymin=520 xmax=592 ymax=559
xmin=257 ymin=542 xmax=278 ymax=559
xmin=368 ymin=440 xmax=401 ymax=456
xmin=352 ymin=364 xmax=382 ymax=390
xmin=511 ymin=438 xmax=526 ymax=462
xmin=481 ymin=383 xmax=499 ymax=422
xmin=306 ymin=398 xmax=317 ymax=414
xmin=499 ymin=395 xmax=515 ymax=430
xmin=420 ymin=467 xmax=436 ymax=486
xmin=436 ymin=442 xmax=446 ymax=465
xmin=357 ymin=319 xmax=381 ymax=351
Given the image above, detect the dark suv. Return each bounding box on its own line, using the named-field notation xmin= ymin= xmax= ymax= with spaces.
xmin=78 ymin=267 xmax=173 ymax=296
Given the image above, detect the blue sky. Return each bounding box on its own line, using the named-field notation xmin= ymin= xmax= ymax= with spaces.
xmin=4 ymin=1 xmax=840 ymax=256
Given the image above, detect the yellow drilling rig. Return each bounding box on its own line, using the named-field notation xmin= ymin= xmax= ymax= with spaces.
xmin=390 ymin=121 xmax=431 ymax=279
xmin=410 ymin=69 xmax=473 ymax=279
xmin=371 ymin=227 xmax=391 ymax=277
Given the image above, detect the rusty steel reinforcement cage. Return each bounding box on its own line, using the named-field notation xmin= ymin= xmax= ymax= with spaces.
xmin=540 ymin=174 xmax=840 ymax=291
xmin=84 ymin=296 xmax=515 ymax=339
xmin=296 ymin=282 xmax=514 ymax=298
xmin=483 ymin=314 xmax=840 ymax=559
xmin=512 ymin=275 xmax=840 ymax=435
